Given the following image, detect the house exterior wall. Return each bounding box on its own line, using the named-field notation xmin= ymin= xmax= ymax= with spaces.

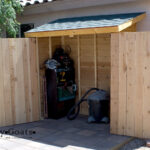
xmin=20 ymin=0 xmax=137 ymax=15
xmin=18 ymin=0 xmax=150 ymax=32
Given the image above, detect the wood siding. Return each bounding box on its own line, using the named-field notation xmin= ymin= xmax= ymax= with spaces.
xmin=111 ymin=32 xmax=150 ymax=138
xmin=0 ymin=38 xmax=40 ymax=127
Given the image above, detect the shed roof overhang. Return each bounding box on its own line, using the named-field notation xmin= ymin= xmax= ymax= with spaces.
xmin=25 ymin=12 xmax=146 ymax=38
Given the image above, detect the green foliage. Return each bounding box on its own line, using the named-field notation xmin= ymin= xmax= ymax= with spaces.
xmin=0 ymin=0 xmax=23 ymax=37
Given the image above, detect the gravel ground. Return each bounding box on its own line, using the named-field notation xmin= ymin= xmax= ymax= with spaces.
xmin=120 ymin=138 xmax=148 ymax=150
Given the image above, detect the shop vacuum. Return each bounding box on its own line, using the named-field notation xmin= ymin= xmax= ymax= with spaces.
xmin=67 ymin=88 xmax=110 ymax=123
xmin=45 ymin=47 xmax=76 ymax=119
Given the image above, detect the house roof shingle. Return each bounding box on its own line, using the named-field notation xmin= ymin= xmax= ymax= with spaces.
xmin=19 ymin=0 xmax=55 ymax=6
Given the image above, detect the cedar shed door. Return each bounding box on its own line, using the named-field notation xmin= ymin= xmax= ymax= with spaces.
xmin=0 ymin=38 xmax=40 ymax=127
xmin=111 ymin=32 xmax=150 ymax=139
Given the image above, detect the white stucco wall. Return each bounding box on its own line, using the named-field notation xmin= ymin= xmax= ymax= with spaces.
xmin=18 ymin=0 xmax=150 ymax=31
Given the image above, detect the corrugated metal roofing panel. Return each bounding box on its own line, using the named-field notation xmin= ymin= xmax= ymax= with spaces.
xmin=27 ymin=12 xmax=144 ymax=33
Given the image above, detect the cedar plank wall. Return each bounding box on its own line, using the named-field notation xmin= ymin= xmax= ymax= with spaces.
xmin=111 ymin=32 xmax=150 ymax=139
xmin=37 ymin=37 xmax=49 ymax=117
xmin=38 ymin=34 xmax=111 ymax=116
xmin=0 ymin=38 xmax=40 ymax=127
xmin=38 ymin=37 xmax=61 ymax=117
xmin=38 ymin=24 xmax=136 ymax=116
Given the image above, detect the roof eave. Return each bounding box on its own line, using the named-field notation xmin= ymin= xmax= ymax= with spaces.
xmin=25 ymin=26 xmax=119 ymax=37
xmin=118 ymin=13 xmax=146 ymax=31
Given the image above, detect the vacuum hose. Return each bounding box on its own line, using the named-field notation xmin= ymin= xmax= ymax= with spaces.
xmin=67 ymin=88 xmax=100 ymax=120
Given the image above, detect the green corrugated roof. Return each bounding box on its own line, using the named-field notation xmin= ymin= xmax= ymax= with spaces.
xmin=28 ymin=12 xmax=145 ymax=33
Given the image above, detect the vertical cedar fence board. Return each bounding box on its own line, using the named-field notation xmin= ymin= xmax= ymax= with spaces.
xmin=0 ymin=38 xmax=40 ymax=127
xmin=111 ymin=32 xmax=150 ymax=139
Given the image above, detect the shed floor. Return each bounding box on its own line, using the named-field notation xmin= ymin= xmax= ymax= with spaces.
xmin=0 ymin=115 xmax=130 ymax=150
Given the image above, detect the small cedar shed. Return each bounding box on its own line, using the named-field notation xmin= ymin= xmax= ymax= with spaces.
xmin=24 ymin=12 xmax=150 ymax=138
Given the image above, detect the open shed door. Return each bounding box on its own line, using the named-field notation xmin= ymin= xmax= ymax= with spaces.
xmin=111 ymin=32 xmax=150 ymax=138
xmin=0 ymin=38 xmax=40 ymax=127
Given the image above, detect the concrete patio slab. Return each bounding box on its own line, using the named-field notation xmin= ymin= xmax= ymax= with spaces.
xmin=0 ymin=115 xmax=131 ymax=150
